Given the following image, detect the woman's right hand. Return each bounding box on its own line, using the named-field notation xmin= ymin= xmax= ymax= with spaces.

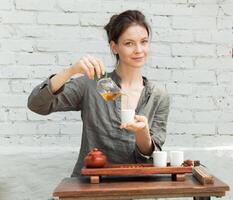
xmin=70 ymin=55 xmax=105 ymax=80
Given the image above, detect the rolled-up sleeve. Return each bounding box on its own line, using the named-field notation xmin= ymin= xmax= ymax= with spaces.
xmin=134 ymin=93 xmax=170 ymax=162
xmin=27 ymin=75 xmax=87 ymax=115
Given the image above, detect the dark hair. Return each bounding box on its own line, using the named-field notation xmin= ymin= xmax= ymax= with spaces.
xmin=104 ymin=10 xmax=151 ymax=62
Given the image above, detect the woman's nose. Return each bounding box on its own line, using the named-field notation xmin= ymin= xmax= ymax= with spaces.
xmin=134 ymin=44 xmax=143 ymax=53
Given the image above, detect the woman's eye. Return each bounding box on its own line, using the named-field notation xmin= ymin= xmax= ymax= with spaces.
xmin=125 ymin=42 xmax=133 ymax=46
xmin=142 ymin=40 xmax=148 ymax=44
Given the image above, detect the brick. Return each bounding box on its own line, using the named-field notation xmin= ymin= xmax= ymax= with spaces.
xmin=188 ymin=123 xmax=216 ymax=135
xmin=192 ymin=4 xmax=219 ymax=16
xmin=195 ymin=58 xmax=233 ymax=69
xmin=0 ymin=122 xmax=38 ymax=135
xmin=148 ymin=43 xmax=171 ymax=56
xmin=57 ymin=53 xmax=80 ymax=66
xmin=0 ymin=0 xmax=11 ymax=10
xmin=166 ymin=83 xmax=193 ymax=95
xmin=57 ymin=0 xmax=102 ymax=12
xmin=0 ymin=108 xmax=7 ymax=121
xmin=144 ymin=68 xmax=171 ymax=81
xmin=168 ymin=109 xmax=193 ymax=122
xmin=217 ymin=16 xmax=233 ymax=30
xmin=37 ymin=13 xmax=79 ymax=25
xmin=36 ymin=40 xmax=109 ymax=53
xmin=15 ymin=0 xmax=56 ymax=11
xmin=0 ymin=11 xmax=34 ymax=24
xmin=219 ymin=112 xmax=233 ymax=122
xmin=171 ymin=96 xmax=216 ymax=110
xmin=0 ymin=25 xmax=15 ymax=38
xmin=29 ymin=66 xmax=63 ymax=79
xmin=63 ymin=111 xmax=82 ymax=121
xmin=149 ymin=56 xmax=193 ymax=69
xmin=171 ymin=70 xmax=216 ymax=83
xmin=172 ymin=44 xmax=215 ymax=56
xmin=172 ymin=16 xmax=216 ymax=29
xmin=166 ymin=134 xmax=233 ymax=148
xmin=150 ymin=16 xmax=171 ymax=28
xmin=10 ymin=79 xmax=41 ymax=93
xmin=5 ymin=65 xmax=59 ymax=80
xmin=0 ymin=94 xmax=28 ymax=107
xmin=37 ymin=122 xmax=60 ymax=135
xmin=0 ymin=53 xmax=15 ymax=64
xmin=8 ymin=108 xmax=27 ymax=121
xmin=27 ymin=110 xmax=66 ymax=121
xmin=221 ymin=3 xmax=233 ymax=15
xmin=218 ymin=72 xmax=233 ymax=83
xmin=0 ymin=135 xmax=81 ymax=146
xmin=1 ymin=39 xmax=34 ymax=52
xmin=15 ymin=53 xmax=56 ymax=65
xmin=80 ymin=13 xmax=111 ymax=26
xmin=188 ymin=0 xmax=218 ymax=3
xmin=193 ymin=85 xmax=227 ymax=97
xmin=167 ymin=122 xmax=215 ymax=135
xmin=152 ymin=29 xmax=193 ymax=42
xmin=194 ymin=111 xmax=220 ymax=122
xmin=16 ymin=25 xmax=105 ymax=40
xmin=170 ymin=0 xmax=187 ymax=3
xmin=215 ymin=96 xmax=233 ymax=109
xmin=60 ymin=122 xmax=83 ymax=135
xmin=195 ymin=30 xmax=233 ymax=44
xmin=0 ymin=80 xmax=10 ymax=92
xmin=226 ymin=86 xmax=233 ymax=96
xmin=101 ymin=0 xmax=122 ymax=12
xmin=121 ymin=1 xmax=151 ymax=13
xmin=149 ymin=4 xmax=192 ymax=15
xmin=218 ymin=123 xmax=233 ymax=135
xmin=0 ymin=66 xmax=31 ymax=78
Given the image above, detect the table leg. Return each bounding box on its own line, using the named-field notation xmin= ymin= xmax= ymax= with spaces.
xmin=193 ymin=197 xmax=211 ymax=200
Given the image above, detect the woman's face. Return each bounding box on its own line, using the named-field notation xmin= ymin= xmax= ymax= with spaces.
xmin=111 ymin=24 xmax=149 ymax=69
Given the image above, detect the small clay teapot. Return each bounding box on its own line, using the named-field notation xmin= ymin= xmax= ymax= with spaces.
xmin=84 ymin=148 xmax=107 ymax=168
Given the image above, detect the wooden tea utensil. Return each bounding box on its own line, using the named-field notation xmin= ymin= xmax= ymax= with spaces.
xmin=192 ymin=166 xmax=214 ymax=185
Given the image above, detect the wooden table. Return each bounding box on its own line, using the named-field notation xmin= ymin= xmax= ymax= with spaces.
xmin=53 ymin=175 xmax=229 ymax=200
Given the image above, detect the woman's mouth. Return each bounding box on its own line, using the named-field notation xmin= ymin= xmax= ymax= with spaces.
xmin=132 ymin=57 xmax=144 ymax=61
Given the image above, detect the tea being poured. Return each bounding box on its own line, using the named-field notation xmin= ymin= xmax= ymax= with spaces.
xmin=96 ymin=76 xmax=127 ymax=101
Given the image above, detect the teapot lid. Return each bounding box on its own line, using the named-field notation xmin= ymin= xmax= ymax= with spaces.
xmin=88 ymin=148 xmax=104 ymax=156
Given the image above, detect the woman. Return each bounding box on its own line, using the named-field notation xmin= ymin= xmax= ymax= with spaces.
xmin=28 ymin=10 xmax=170 ymax=177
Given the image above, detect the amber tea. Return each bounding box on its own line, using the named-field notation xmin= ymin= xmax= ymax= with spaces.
xmin=100 ymin=91 xmax=122 ymax=101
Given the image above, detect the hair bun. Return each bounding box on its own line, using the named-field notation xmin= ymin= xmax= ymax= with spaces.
xmin=104 ymin=14 xmax=118 ymax=42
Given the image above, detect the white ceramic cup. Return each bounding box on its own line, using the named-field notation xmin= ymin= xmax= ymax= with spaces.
xmin=121 ymin=109 xmax=135 ymax=123
xmin=170 ymin=151 xmax=184 ymax=166
xmin=153 ymin=151 xmax=167 ymax=167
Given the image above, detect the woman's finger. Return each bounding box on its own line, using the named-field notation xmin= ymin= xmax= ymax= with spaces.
xmin=79 ymin=59 xmax=92 ymax=79
xmin=135 ymin=115 xmax=147 ymax=122
xmin=96 ymin=58 xmax=105 ymax=76
xmin=83 ymin=56 xmax=95 ymax=79
xmin=87 ymin=55 xmax=102 ymax=79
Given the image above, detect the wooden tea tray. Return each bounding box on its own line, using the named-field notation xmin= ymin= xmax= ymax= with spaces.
xmin=81 ymin=163 xmax=193 ymax=184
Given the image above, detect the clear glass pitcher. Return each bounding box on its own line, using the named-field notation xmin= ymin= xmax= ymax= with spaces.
xmin=96 ymin=77 xmax=123 ymax=101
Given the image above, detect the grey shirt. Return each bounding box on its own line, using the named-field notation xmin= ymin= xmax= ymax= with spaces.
xmin=27 ymin=70 xmax=170 ymax=177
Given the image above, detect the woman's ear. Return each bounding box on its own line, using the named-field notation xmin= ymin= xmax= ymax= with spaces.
xmin=110 ymin=41 xmax=118 ymax=54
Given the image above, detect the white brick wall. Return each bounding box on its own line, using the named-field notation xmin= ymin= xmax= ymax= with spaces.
xmin=0 ymin=0 xmax=232 ymax=148
xmin=0 ymin=2 xmax=233 ymax=199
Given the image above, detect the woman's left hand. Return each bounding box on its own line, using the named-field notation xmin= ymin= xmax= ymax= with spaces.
xmin=120 ymin=115 xmax=149 ymax=134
